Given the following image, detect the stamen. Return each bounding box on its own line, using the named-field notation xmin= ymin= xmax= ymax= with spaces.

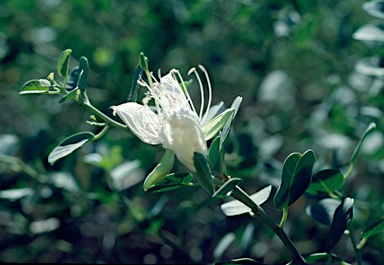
xmin=188 ymin=67 xmax=205 ymax=121
xmin=170 ymin=69 xmax=198 ymax=115
xmin=198 ymin=65 xmax=212 ymax=124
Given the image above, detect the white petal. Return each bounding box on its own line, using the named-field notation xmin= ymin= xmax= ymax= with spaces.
xmin=111 ymin=102 xmax=162 ymax=145
xmin=161 ymin=108 xmax=207 ymax=171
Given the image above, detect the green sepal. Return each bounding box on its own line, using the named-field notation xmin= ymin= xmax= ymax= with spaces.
xmin=193 ymin=152 xmax=215 ymax=195
xmin=139 ymin=52 xmax=148 ymax=71
xmin=143 ymin=149 xmax=175 ymax=191
xmin=201 ymin=108 xmax=235 ymax=141
xmin=20 ymin=79 xmax=49 ymax=94
xmin=127 ymin=64 xmax=142 ymax=102
xmin=57 ymin=49 xmax=72 ymax=77
xmin=274 ymin=149 xmax=316 ymax=210
xmin=147 ymin=172 xmax=193 ymax=193
xmin=48 ymin=132 xmax=95 ymax=165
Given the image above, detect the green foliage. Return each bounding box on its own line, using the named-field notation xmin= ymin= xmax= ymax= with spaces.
xmin=193 ymin=152 xmax=214 ymax=195
xmin=307 ymin=169 xmax=344 ymax=195
xmin=274 ymin=149 xmax=316 ymax=210
xmin=143 ymin=149 xmax=175 ymax=191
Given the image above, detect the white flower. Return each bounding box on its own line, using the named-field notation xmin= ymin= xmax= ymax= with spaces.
xmin=111 ymin=65 xmax=213 ymax=172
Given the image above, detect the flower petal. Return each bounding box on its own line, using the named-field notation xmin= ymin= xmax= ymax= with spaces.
xmin=111 ymin=102 xmax=162 ymax=145
xmin=161 ymin=108 xmax=207 ymax=171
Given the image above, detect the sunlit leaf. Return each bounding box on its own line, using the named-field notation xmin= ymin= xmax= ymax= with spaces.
xmin=355 ymin=57 xmax=384 ymax=76
xmin=353 ymin=23 xmax=384 ymax=42
xmin=306 ymin=198 xmax=340 ymax=225
xmin=219 ymin=96 xmax=243 ymax=150
xmin=326 ymin=198 xmax=354 ymax=252
xmin=193 ymin=152 xmax=214 ymax=195
xmin=48 ymin=132 xmax=95 ymax=165
xmin=214 ymin=233 xmax=236 ymax=260
xmin=202 ymin=108 xmax=234 ymax=140
xmin=361 ymin=218 xmax=384 ymax=239
xmin=144 ymin=149 xmax=175 ymax=191
xmin=307 ymin=169 xmax=344 ymax=195
xmin=215 ymin=258 xmax=267 ymax=265
xmin=221 ymin=185 xmax=272 ymax=216
xmin=57 ymin=49 xmax=72 ymax=77
xmin=274 ymin=149 xmax=316 ymax=210
xmin=363 ymin=0 xmax=384 ymax=19
xmin=20 ymin=79 xmax=49 ymax=94
xmin=0 ymin=188 xmax=34 ymax=201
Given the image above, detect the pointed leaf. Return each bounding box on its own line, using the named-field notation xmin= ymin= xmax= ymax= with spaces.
xmin=307 ymin=169 xmax=344 ymax=195
xmin=274 ymin=149 xmax=316 ymax=210
xmin=361 ymin=218 xmax=384 ymax=239
xmin=221 ymin=185 xmax=272 ymax=216
xmin=363 ymin=0 xmax=384 ymax=19
xmin=127 ymin=64 xmax=142 ymax=102
xmin=353 ymin=23 xmax=384 ymax=42
xmin=57 ymin=49 xmax=72 ymax=77
xmin=326 ymin=198 xmax=354 ymax=252
xmin=202 ymin=101 xmax=224 ymax=126
xmin=202 ymin=108 xmax=234 ymax=140
xmin=209 ymin=136 xmax=222 ymax=173
xmin=220 ymin=96 xmax=243 ymax=150
xmin=350 ymin=122 xmax=377 ymax=164
xmin=147 ymin=172 xmax=193 ymax=193
xmin=48 ymin=132 xmax=95 ymax=165
xmin=20 ymin=79 xmax=49 ymax=94
xmin=194 ymin=152 xmax=214 ymax=195
xmin=306 ymin=198 xmax=340 ymax=225
xmin=144 ymin=149 xmax=175 ymax=191
xmin=59 ymin=87 xmax=80 ymax=103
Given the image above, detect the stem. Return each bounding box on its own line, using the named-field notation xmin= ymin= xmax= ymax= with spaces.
xmin=326 ymin=252 xmax=332 ymax=265
xmin=279 ymin=207 xmax=289 ymax=228
xmin=348 ymin=223 xmax=362 ymax=265
xmin=356 ymin=237 xmax=367 ymax=250
xmin=92 ymin=125 xmax=110 ymax=141
xmin=344 ymin=163 xmax=354 ymax=180
xmin=231 ymin=187 xmax=307 ymax=265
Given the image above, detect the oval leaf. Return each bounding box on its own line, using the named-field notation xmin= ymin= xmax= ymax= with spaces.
xmin=363 ymin=0 xmax=384 ymax=19
xmin=361 ymin=218 xmax=384 ymax=239
xmin=274 ymin=149 xmax=316 ymax=210
xmin=143 ymin=149 xmax=175 ymax=191
xmin=57 ymin=49 xmax=72 ymax=77
xmin=193 ymin=152 xmax=215 ymax=195
xmin=306 ymin=198 xmax=340 ymax=225
xmin=326 ymin=198 xmax=354 ymax=252
xmin=355 ymin=57 xmax=384 ymax=76
xmin=221 ymin=185 xmax=272 ymax=217
xmin=307 ymin=169 xmax=344 ymax=195
xmin=78 ymin=56 xmax=89 ymax=91
xmin=20 ymin=79 xmax=49 ymax=94
xmin=48 ymin=132 xmax=95 ymax=165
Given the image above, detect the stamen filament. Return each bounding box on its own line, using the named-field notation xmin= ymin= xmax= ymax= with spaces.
xmin=171 ymin=69 xmax=198 ymax=115
xmin=198 ymin=64 xmax=212 ymax=124
xmin=189 ymin=67 xmax=205 ymax=121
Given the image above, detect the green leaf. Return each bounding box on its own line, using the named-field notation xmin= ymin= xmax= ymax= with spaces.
xmin=274 ymin=149 xmax=316 ymax=210
xmin=361 ymin=218 xmax=384 ymax=239
xmin=78 ymin=56 xmax=89 ymax=91
xmin=57 ymin=49 xmax=72 ymax=77
xmin=193 ymin=152 xmax=215 ymax=195
xmin=147 ymin=173 xmax=193 ymax=193
xmin=307 ymin=169 xmax=344 ymax=195
xmin=304 ymin=252 xmax=348 ymax=264
xmin=139 ymin=52 xmax=148 ymax=71
xmin=353 ymin=23 xmax=384 ymax=42
xmin=306 ymin=198 xmax=340 ymax=225
xmin=208 ymin=136 xmax=222 ymax=173
xmin=48 ymin=132 xmax=95 ymax=165
xmin=201 ymin=108 xmax=235 ymax=141
xmin=350 ymin=122 xmax=376 ymax=164
xmin=143 ymin=149 xmax=175 ymax=191
xmin=20 ymin=79 xmax=49 ymax=94
xmin=219 ymin=96 xmax=242 ymax=150
xmin=127 ymin=64 xmax=142 ymax=102
xmin=221 ymin=185 xmax=272 ymax=217
xmin=193 ymin=178 xmax=242 ymax=212
xmin=326 ymin=198 xmax=354 ymax=253
xmin=66 ymin=66 xmax=80 ymax=90
xmin=355 ymin=57 xmax=384 ymax=76
xmin=363 ymin=0 xmax=384 ymax=19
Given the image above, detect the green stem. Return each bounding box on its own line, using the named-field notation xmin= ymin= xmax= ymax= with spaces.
xmin=231 ymin=186 xmax=307 ymax=265
xmin=279 ymin=207 xmax=289 ymax=228
xmin=326 ymin=252 xmax=332 ymax=265
xmin=356 ymin=237 xmax=367 ymax=250
xmin=344 ymin=163 xmax=354 ymax=180
xmin=92 ymin=125 xmax=110 ymax=141
xmin=348 ymin=223 xmax=362 ymax=265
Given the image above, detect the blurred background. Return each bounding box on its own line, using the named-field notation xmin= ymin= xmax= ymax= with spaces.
xmin=1 ymin=0 xmax=384 ymax=264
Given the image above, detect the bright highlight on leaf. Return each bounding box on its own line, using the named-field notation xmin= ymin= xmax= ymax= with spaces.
xmin=57 ymin=49 xmax=72 ymax=77
xmin=221 ymin=185 xmax=272 ymax=216
xmin=20 ymin=80 xmax=50 ymax=94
